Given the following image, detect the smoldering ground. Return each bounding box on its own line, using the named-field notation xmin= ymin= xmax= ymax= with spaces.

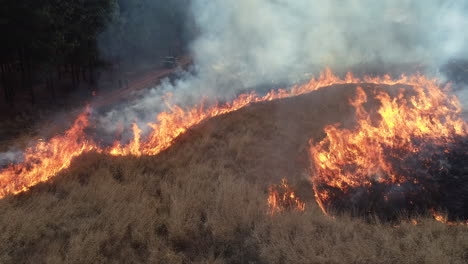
xmin=313 ymin=135 xmax=468 ymax=222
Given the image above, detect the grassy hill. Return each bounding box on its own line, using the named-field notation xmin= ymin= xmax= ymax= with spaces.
xmin=0 ymin=84 xmax=467 ymax=264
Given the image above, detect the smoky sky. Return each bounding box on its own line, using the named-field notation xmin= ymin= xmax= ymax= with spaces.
xmin=191 ymin=0 xmax=468 ymax=83
xmin=96 ymin=0 xmax=468 ymax=135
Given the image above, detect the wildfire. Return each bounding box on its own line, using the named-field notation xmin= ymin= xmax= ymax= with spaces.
xmin=108 ymin=71 xmax=446 ymax=158
xmin=268 ymin=179 xmax=305 ymax=215
xmin=0 ymin=110 xmax=96 ymax=197
xmin=430 ymin=210 xmax=468 ymax=226
xmin=108 ymin=69 xmax=362 ymax=157
xmin=1 ymin=67 xmax=467 ymax=218
xmin=309 ymin=75 xmax=468 ymax=222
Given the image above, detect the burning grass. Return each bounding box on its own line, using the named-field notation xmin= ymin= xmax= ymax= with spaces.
xmin=1 ymin=70 xmax=451 ymax=199
xmin=310 ymin=82 xmax=468 ymax=222
xmin=0 ymin=83 xmax=467 ymax=263
xmin=268 ymin=178 xmax=305 ymax=215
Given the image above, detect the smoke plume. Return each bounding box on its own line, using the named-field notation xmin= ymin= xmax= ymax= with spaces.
xmin=97 ymin=0 xmax=468 ymax=135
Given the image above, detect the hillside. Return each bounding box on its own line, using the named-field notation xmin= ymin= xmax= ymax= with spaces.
xmin=0 ymin=84 xmax=467 ymax=264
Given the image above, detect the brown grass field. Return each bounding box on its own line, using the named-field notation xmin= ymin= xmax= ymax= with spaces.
xmin=0 ymin=84 xmax=467 ymax=264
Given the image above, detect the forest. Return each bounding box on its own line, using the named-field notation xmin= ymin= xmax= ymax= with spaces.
xmin=0 ymin=0 xmax=192 ymax=108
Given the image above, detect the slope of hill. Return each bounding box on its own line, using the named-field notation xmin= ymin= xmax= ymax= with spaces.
xmin=0 ymin=84 xmax=467 ymax=264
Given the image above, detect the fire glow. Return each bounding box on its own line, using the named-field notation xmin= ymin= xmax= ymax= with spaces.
xmin=310 ymin=77 xmax=468 ymax=223
xmin=0 ymin=69 xmax=467 ymax=225
xmin=268 ymin=179 xmax=305 ymax=215
xmin=0 ymin=111 xmax=97 ymax=197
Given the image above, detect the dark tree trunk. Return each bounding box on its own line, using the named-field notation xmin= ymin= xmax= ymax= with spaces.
xmin=48 ymin=70 xmax=56 ymax=102
xmin=57 ymin=64 xmax=62 ymax=80
xmin=8 ymin=63 xmax=16 ymax=102
xmin=88 ymin=58 xmax=95 ymax=85
xmin=75 ymin=64 xmax=81 ymax=84
xmin=18 ymin=47 xmax=28 ymax=99
xmin=26 ymin=58 xmax=34 ymax=105
xmin=81 ymin=66 xmax=87 ymax=82
xmin=71 ymin=63 xmax=77 ymax=90
xmin=17 ymin=46 xmax=34 ymax=106
xmin=70 ymin=64 xmax=74 ymax=90
xmin=1 ymin=64 xmax=10 ymax=104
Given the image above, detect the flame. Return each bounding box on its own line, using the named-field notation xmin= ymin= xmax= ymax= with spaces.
xmin=430 ymin=210 xmax=468 ymax=226
xmin=309 ymin=74 xmax=468 ymax=222
xmin=0 ymin=110 xmax=96 ymax=197
xmin=108 ymin=69 xmax=417 ymax=157
xmin=1 ymin=68 xmax=466 ymax=208
xmin=110 ymin=70 xmax=328 ymax=156
xmin=268 ymin=179 xmax=305 ymax=215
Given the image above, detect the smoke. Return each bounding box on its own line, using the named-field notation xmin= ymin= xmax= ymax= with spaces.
xmin=191 ymin=0 xmax=468 ymax=81
xmin=98 ymin=0 xmax=194 ymax=67
xmin=96 ymin=0 xmax=468 ymax=135
xmin=0 ymin=149 xmax=22 ymax=168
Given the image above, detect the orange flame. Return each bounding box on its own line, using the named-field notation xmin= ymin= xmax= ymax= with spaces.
xmin=430 ymin=210 xmax=468 ymax=226
xmin=111 ymin=70 xmax=328 ymax=156
xmin=1 ymin=69 xmax=465 ymax=202
xmin=0 ymin=110 xmax=96 ymax=197
xmin=268 ymin=179 xmax=305 ymax=215
xmin=309 ymin=74 xmax=468 ymax=222
xmin=108 ymin=69 xmax=420 ymax=157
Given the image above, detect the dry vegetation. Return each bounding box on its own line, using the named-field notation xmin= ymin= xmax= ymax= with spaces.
xmin=0 ymin=84 xmax=467 ymax=263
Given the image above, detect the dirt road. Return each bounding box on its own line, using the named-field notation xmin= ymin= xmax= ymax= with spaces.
xmin=91 ymin=56 xmax=192 ymax=109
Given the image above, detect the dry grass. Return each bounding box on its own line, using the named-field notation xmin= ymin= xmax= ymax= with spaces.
xmin=0 ymin=84 xmax=467 ymax=263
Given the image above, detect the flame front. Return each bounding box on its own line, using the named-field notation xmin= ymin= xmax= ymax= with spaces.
xmin=1 ymin=68 xmax=467 ymax=213
xmin=109 ymin=70 xmax=435 ymax=157
xmin=268 ymin=179 xmax=305 ymax=215
xmin=310 ymin=76 xmax=468 ymax=221
xmin=108 ymin=69 xmax=362 ymax=156
xmin=0 ymin=110 xmax=96 ymax=197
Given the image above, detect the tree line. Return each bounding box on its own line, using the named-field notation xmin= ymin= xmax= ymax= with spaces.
xmin=0 ymin=0 xmax=192 ymax=107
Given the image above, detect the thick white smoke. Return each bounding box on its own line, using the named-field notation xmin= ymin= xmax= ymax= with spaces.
xmin=98 ymin=0 xmax=468 ymax=135
xmin=191 ymin=0 xmax=468 ymax=83
xmin=0 ymin=149 xmax=22 ymax=167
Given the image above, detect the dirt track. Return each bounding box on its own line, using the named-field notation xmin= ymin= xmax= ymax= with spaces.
xmin=91 ymin=56 xmax=192 ymax=109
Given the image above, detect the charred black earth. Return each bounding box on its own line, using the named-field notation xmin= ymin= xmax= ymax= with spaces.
xmin=314 ymin=135 xmax=468 ymax=222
